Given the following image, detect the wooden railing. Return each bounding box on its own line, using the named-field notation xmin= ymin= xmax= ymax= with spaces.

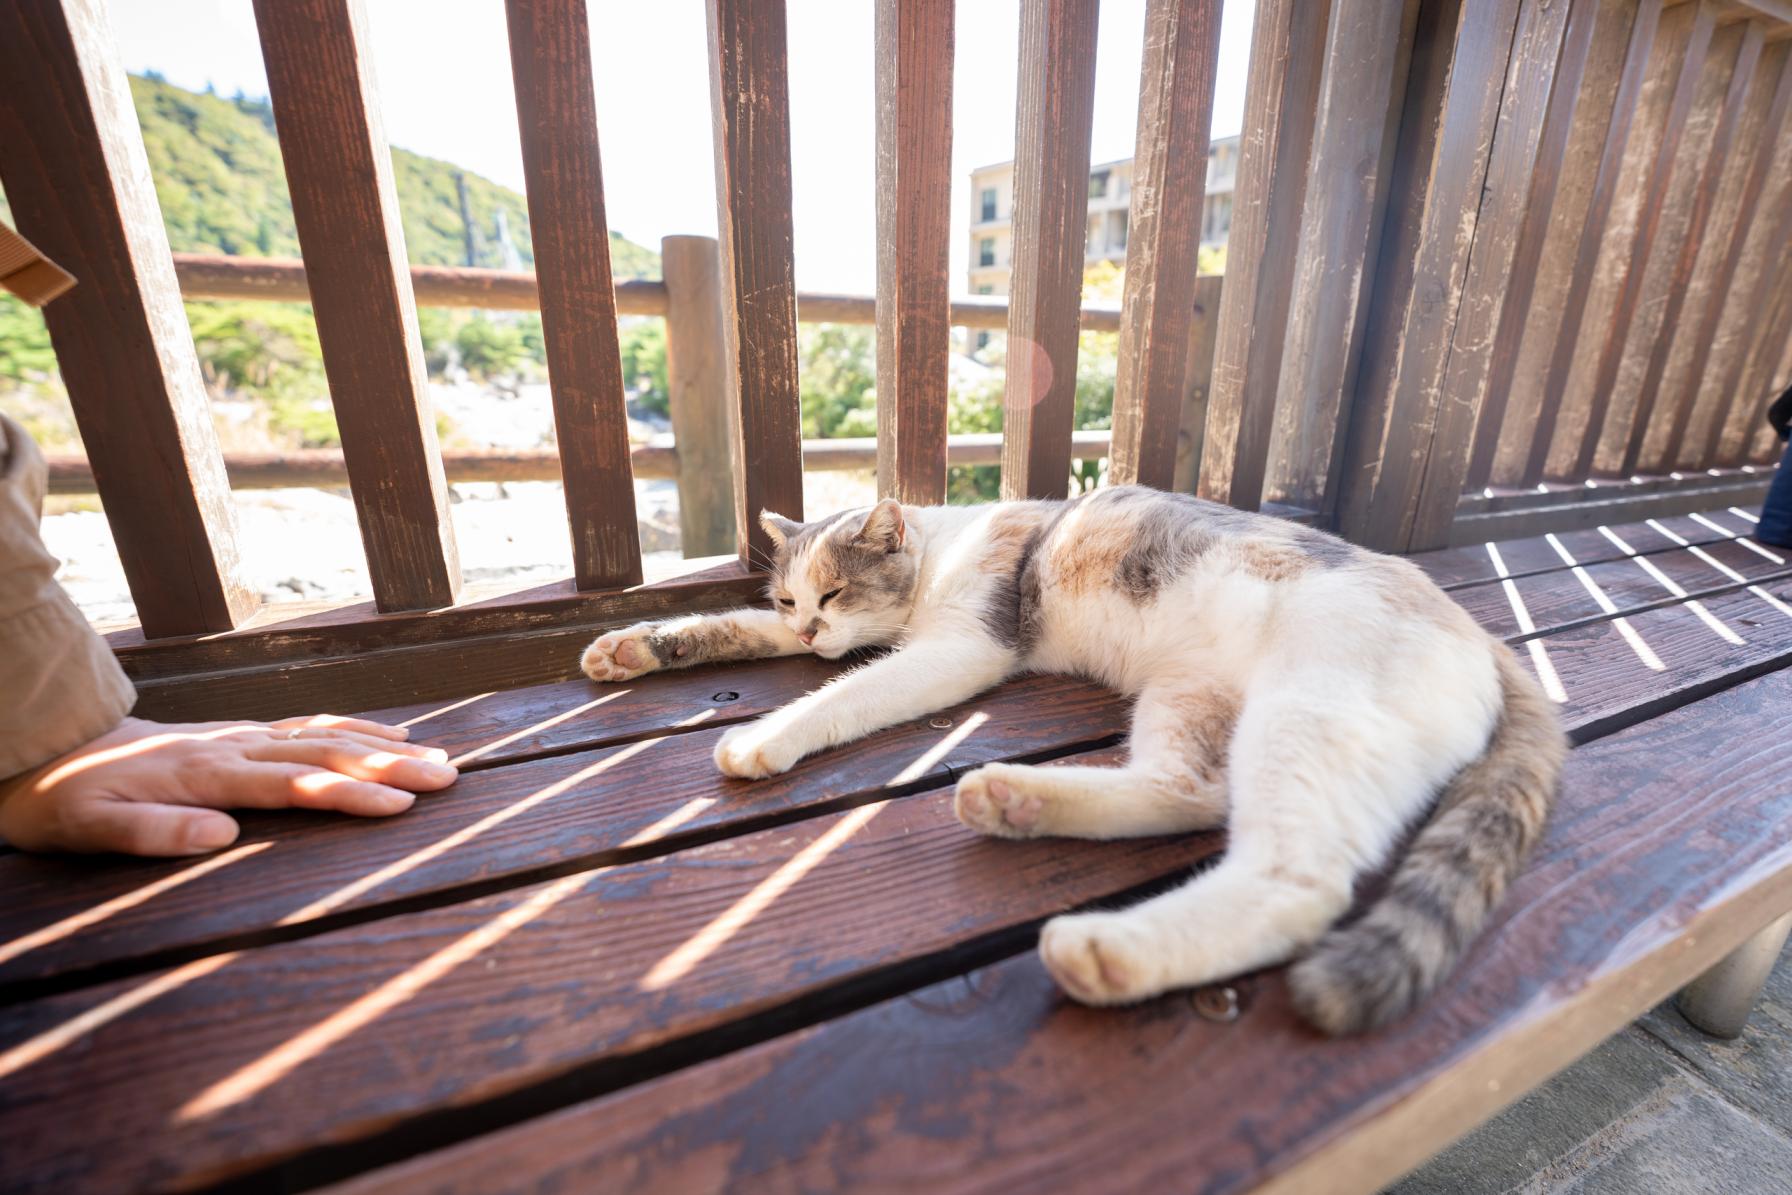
xmin=3 ymin=0 xmax=1792 ymax=648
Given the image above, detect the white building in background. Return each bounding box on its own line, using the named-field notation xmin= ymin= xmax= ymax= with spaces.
xmin=966 ymin=135 xmax=1240 ymax=298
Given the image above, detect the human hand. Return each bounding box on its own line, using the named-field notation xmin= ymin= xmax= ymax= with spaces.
xmin=0 ymin=714 xmax=458 ymax=856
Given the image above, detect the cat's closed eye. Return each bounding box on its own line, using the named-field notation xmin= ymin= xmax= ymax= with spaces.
xmin=775 ymin=595 xmax=794 ymax=608
xmin=819 ymin=587 xmax=843 ymax=607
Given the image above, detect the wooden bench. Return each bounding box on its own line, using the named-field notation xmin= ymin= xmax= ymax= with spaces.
xmin=3 ymin=506 xmax=1791 ymax=1195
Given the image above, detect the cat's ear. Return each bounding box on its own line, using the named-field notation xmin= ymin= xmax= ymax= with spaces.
xmin=853 ymin=499 xmax=906 ymax=554
xmin=759 ymin=510 xmax=802 ymax=550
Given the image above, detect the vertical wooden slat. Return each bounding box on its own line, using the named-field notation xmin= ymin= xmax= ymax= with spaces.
xmin=1463 ymin=0 xmax=1602 ymax=494
xmin=1000 ymin=0 xmax=1100 ymax=502
xmin=254 ymin=0 xmax=461 ymax=611
xmin=873 ymin=0 xmax=953 ymax=506
xmin=1516 ymin=0 xmax=1660 ymax=485
xmin=1263 ymin=0 xmax=1421 ymax=516
xmin=1693 ymin=71 xmax=1792 ymax=467
xmin=0 ymin=0 xmax=256 ymax=636
xmin=1662 ymin=42 xmax=1792 ymax=471
xmin=1333 ymin=0 xmax=1524 ymax=551
xmin=1613 ymin=19 xmax=1760 ymax=476
xmin=1406 ymin=0 xmax=1578 ymax=547
xmin=504 ymin=0 xmax=642 ymax=590
xmin=707 ymin=0 xmax=804 ymax=565
xmin=1563 ymin=0 xmax=1716 ymax=479
xmin=1108 ymin=0 xmax=1223 ymax=491
xmin=1195 ymin=0 xmax=1332 ymax=511
xmin=1171 ymin=273 xmax=1224 ymax=494
xmin=662 ymin=236 xmax=737 ymax=557
xmin=1722 ymin=263 xmax=1792 ymax=464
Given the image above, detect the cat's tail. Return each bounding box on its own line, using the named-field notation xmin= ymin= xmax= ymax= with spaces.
xmin=1288 ymin=646 xmax=1565 ymax=1035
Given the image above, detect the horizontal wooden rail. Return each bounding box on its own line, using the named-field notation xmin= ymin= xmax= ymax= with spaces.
xmin=168 ymin=253 xmax=1125 ymax=331
xmin=44 ymin=432 xmax=1116 ymax=495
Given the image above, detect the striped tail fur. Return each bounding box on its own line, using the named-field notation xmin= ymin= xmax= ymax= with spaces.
xmin=1289 ymin=647 xmax=1566 ymax=1035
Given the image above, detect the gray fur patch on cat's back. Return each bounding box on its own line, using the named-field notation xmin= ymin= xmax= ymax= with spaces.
xmin=1107 ymin=488 xmax=1361 ymax=602
xmin=979 ymin=501 xmax=1068 ymax=652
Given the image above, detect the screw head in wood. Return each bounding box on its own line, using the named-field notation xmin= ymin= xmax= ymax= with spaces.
xmin=712 ymin=691 xmax=740 ymax=703
xmin=1192 ymin=985 xmax=1240 ymax=1023
xmin=929 ymin=717 xmax=953 ymax=730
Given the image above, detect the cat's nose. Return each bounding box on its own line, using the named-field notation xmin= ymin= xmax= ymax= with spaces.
xmin=797 ymin=629 xmax=817 ymax=646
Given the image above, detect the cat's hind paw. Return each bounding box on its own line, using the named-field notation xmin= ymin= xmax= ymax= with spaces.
xmin=1039 ymin=912 xmax=1162 ymax=1005
xmin=953 ymin=764 xmax=1045 ymax=839
xmin=581 ymin=623 xmax=662 ymax=683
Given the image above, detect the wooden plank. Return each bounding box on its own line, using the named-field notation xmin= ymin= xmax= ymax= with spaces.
xmin=321 ymin=665 xmax=1792 ymax=1195
xmin=1407 ymin=0 xmax=1580 ymax=547
xmin=1464 ymin=0 xmax=1603 ymax=493
xmin=1448 ymin=474 xmax=1772 ymax=542
xmin=1108 ymin=0 xmax=1223 ymax=491
xmin=1000 ymin=0 xmax=1101 ymax=502
xmin=707 ymin=0 xmax=805 ymax=565
xmin=873 ymin=0 xmax=953 ymax=505
xmin=253 ymin=0 xmax=462 ymax=611
xmin=1559 ymin=0 xmax=1717 ymax=480
xmin=662 ymin=236 xmax=738 ymax=556
xmin=1614 ymin=21 xmax=1763 ymax=477
xmin=1651 ymin=41 xmax=1792 ymax=471
xmin=1262 ymin=0 xmax=1420 ymax=514
xmin=1334 ymin=0 xmax=1526 ymax=551
xmin=1521 ymin=0 xmax=1662 ymax=484
xmin=0 ymin=0 xmax=256 ymax=636
xmin=1718 ymin=261 xmax=1792 ymax=463
xmin=1411 ymin=509 xmax=1746 ymax=588
xmin=0 ymin=752 xmax=1207 ymax=1195
xmin=1171 ymin=273 xmax=1224 ymax=493
xmin=1194 ymin=0 xmax=1332 ymax=511
xmin=504 ymin=0 xmax=643 ymax=589
xmin=0 ymin=674 xmax=1129 ymax=990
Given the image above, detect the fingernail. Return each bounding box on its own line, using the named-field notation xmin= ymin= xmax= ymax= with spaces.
xmin=419 ymin=761 xmax=459 ymax=784
xmin=187 ymin=817 xmax=238 ymax=852
xmin=419 ymin=746 xmax=449 ymax=763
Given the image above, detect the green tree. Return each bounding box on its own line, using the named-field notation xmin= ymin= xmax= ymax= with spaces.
xmin=619 ymin=319 xmax=669 ymax=416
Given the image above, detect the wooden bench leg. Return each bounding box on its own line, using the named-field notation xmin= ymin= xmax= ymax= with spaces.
xmin=1675 ymin=910 xmax=1792 ymax=1039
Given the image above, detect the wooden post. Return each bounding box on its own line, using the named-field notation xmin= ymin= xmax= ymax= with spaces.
xmin=1195 ymin=0 xmax=1331 ymax=512
xmin=505 ymin=0 xmax=644 ymax=590
xmin=662 ymin=236 xmax=737 ymax=558
xmin=873 ymin=0 xmax=953 ymax=506
xmin=1335 ymin=0 xmax=1525 ymax=551
xmin=254 ymin=0 xmax=462 ymax=611
xmin=1109 ymin=0 xmax=1222 ymax=491
xmin=707 ymin=0 xmax=805 ymax=567
xmin=1171 ymin=274 xmax=1224 ymax=495
xmin=0 ymin=0 xmax=256 ymax=636
xmin=1000 ymin=0 xmax=1100 ymax=502
xmin=1261 ymin=0 xmax=1420 ymax=516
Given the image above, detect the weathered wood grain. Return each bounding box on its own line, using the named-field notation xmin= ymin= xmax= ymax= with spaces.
xmin=1411 ymin=509 xmax=1746 ymax=588
xmin=1559 ymin=0 xmax=1717 ymax=480
xmin=1262 ymin=0 xmax=1420 ymax=515
xmin=1409 ymin=0 xmax=1579 ymax=546
xmin=1652 ymin=41 xmax=1792 ymax=471
xmin=322 ymin=666 xmax=1792 ymax=1195
xmin=1195 ymin=0 xmax=1332 ymax=511
xmin=1000 ymin=0 xmax=1101 ymax=501
xmin=662 ymin=237 xmax=739 ymax=556
xmin=874 ymin=0 xmax=954 ymax=505
xmin=1172 ymin=273 xmax=1225 ymax=494
xmin=1721 ymin=257 xmax=1792 ymax=464
xmin=1464 ymin=0 xmax=1603 ymax=494
xmin=0 ymin=0 xmax=256 ymax=636
xmin=0 ymin=752 xmax=1211 ymax=1195
xmin=503 ymin=0 xmax=643 ymax=589
xmin=253 ymin=0 xmax=463 ymax=611
xmin=1109 ymin=0 xmax=1223 ymax=491
xmin=1335 ymin=0 xmax=1525 ymax=550
xmin=0 ymin=675 xmax=1128 ymax=989
xmin=707 ymin=0 xmax=805 ymax=565
xmin=1611 ymin=20 xmax=1761 ymax=477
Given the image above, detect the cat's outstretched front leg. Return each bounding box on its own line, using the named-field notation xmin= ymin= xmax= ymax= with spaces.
xmin=714 ymin=629 xmax=1013 ymax=779
xmin=582 ymin=609 xmax=807 ymax=682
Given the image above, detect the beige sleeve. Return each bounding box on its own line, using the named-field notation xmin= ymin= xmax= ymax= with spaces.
xmin=0 ymin=413 xmax=136 ymax=780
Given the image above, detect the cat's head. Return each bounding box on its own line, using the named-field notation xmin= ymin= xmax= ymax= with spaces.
xmin=759 ymin=500 xmax=919 ymax=658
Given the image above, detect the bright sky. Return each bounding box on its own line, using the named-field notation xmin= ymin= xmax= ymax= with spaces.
xmin=109 ymin=0 xmax=1256 ymax=297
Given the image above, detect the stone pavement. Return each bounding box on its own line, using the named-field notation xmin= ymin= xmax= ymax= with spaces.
xmin=1393 ymin=939 xmax=1792 ymax=1194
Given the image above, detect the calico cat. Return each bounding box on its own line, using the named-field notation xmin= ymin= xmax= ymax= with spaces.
xmin=580 ymin=487 xmax=1564 ymax=1034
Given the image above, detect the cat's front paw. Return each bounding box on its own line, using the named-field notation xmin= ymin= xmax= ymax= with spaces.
xmin=1039 ymin=912 xmax=1162 ymax=1006
xmin=713 ymin=720 xmax=804 ymax=779
xmin=954 ymin=764 xmax=1044 ymax=839
xmin=581 ymin=623 xmax=663 ymax=682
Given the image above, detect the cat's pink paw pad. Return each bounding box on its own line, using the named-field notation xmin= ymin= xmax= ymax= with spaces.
xmin=581 ymin=624 xmax=661 ymax=683
xmin=954 ymin=767 xmax=1039 ymax=839
xmin=1039 ymin=915 xmax=1157 ymax=1005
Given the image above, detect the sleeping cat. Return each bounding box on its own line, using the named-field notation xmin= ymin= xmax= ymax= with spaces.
xmin=580 ymin=487 xmax=1564 ymax=1034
